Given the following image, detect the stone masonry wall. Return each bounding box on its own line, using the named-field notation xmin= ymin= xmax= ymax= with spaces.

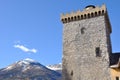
xmin=62 ymin=15 xmax=111 ymax=80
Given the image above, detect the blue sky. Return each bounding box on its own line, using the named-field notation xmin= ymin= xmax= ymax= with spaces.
xmin=0 ymin=0 xmax=120 ymax=68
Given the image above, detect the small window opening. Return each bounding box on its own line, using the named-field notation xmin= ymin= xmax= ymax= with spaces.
xmin=96 ymin=47 xmax=101 ymax=57
xmin=71 ymin=70 xmax=73 ymax=76
xmin=81 ymin=27 xmax=85 ymax=34
xmin=116 ymin=77 xmax=119 ymax=80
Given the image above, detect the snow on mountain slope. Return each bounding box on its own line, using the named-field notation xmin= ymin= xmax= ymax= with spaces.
xmin=3 ymin=58 xmax=42 ymax=71
xmin=46 ymin=63 xmax=62 ymax=71
xmin=0 ymin=58 xmax=61 ymax=80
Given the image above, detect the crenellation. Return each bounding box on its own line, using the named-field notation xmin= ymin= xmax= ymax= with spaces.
xmin=61 ymin=4 xmax=106 ymax=23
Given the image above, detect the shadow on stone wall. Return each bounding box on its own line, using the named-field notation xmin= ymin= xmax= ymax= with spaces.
xmin=62 ymin=67 xmax=72 ymax=80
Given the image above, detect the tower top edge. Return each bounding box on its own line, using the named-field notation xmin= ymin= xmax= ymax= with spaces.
xmin=60 ymin=4 xmax=107 ymax=22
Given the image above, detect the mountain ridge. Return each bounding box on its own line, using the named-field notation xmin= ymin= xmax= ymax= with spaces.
xmin=0 ymin=58 xmax=61 ymax=80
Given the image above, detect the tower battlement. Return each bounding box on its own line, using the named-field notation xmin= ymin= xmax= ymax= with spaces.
xmin=61 ymin=4 xmax=106 ymax=23
xmin=61 ymin=4 xmax=112 ymax=33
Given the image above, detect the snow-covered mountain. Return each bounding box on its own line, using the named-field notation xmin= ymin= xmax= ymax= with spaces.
xmin=3 ymin=58 xmax=41 ymax=71
xmin=0 ymin=58 xmax=61 ymax=80
xmin=46 ymin=63 xmax=62 ymax=74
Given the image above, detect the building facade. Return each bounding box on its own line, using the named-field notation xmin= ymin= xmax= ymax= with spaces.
xmin=61 ymin=4 xmax=113 ymax=80
xmin=110 ymin=53 xmax=120 ymax=80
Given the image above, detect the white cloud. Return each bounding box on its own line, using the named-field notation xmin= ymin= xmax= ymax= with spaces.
xmin=14 ymin=44 xmax=37 ymax=53
xmin=30 ymin=48 xmax=37 ymax=53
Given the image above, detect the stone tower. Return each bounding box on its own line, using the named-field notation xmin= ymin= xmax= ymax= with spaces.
xmin=61 ymin=5 xmax=112 ymax=80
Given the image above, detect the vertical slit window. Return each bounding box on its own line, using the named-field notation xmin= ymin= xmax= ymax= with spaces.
xmin=96 ymin=47 xmax=101 ymax=57
xmin=71 ymin=70 xmax=73 ymax=76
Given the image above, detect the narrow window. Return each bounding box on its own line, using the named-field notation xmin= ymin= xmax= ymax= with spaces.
xmin=116 ymin=77 xmax=119 ymax=80
xmin=71 ymin=70 xmax=73 ymax=76
xmin=96 ymin=47 xmax=101 ymax=57
xmin=81 ymin=27 xmax=85 ymax=34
